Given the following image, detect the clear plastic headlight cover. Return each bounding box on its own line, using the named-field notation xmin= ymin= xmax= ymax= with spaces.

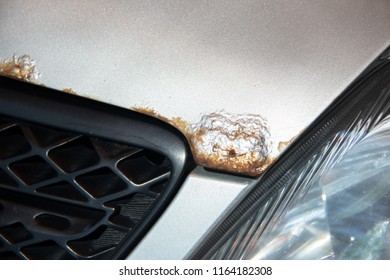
xmin=190 ymin=50 xmax=390 ymax=260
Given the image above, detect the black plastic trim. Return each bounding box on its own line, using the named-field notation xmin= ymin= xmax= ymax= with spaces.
xmin=0 ymin=76 xmax=194 ymax=259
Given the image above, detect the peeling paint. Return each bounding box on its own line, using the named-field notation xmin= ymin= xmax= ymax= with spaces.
xmin=0 ymin=54 xmax=40 ymax=83
xmin=62 ymin=88 xmax=77 ymax=95
xmin=131 ymin=106 xmax=190 ymax=135
xmin=62 ymin=88 xmax=100 ymax=101
xmin=0 ymin=54 xmax=279 ymax=176
xmin=188 ymin=111 xmax=274 ymax=176
xmin=132 ymin=107 xmax=275 ymax=176
xmin=277 ymin=140 xmax=291 ymax=152
xmin=277 ymin=133 xmax=300 ymax=152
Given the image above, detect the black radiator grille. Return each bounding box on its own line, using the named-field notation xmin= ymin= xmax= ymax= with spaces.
xmin=0 ymin=117 xmax=171 ymax=259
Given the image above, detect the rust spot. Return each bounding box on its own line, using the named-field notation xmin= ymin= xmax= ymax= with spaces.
xmin=0 ymin=53 xmax=277 ymax=177
xmin=132 ymin=106 xmax=175 ymax=125
xmin=132 ymin=108 xmax=274 ymax=176
xmin=169 ymin=116 xmax=189 ymax=135
xmin=228 ymin=149 xmax=236 ymax=157
xmin=62 ymin=89 xmax=99 ymax=101
xmin=278 ymin=133 xmax=300 ymax=152
xmin=62 ymin=88 xmax=77 ymax=95
xmin=196 ymin=152 xmax=274 ymax=176
xmin=278 ymin=141 xmax=290 ymax=152
xmin=131 ymin=106 xmax=190 ymax=135
xmin=188 ymin=111 xmax=273 ymax=176
xmin=0 ymin=54 xmax=40 ymax=83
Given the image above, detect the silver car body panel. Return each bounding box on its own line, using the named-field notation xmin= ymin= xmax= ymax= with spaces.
xmin=1 ymin=1 xmax=389 ymax=162
xmin=1 ymin=0 xmax=389 ymax=258
xmin=127 ymin=167 xmax=256 ymax=260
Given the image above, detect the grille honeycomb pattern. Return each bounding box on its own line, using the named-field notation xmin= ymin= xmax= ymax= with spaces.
xmin=0 ymin=116 xmax=171 ymax=259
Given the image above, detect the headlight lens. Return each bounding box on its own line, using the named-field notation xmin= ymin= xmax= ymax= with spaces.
xmin=220 ymin=116 xmax=390 ymax=259
xmin=190 ymin=51 xmax=390 ymax=259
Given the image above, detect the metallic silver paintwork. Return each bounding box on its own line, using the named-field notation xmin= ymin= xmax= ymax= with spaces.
xmin=1 ymin=0 xmax=389 ymax=145
xmin=1 ymin=0 xmax=389 ymax=259
xmin=127 ymin=167 xmax=256 ymax=260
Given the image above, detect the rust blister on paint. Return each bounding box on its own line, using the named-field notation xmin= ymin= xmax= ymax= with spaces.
xmin=132 ymin=108 xmax=275 ymax=176
xmin=0 ymin=54 xmax=40 ymax=83
xmin=188 ymin=111 xmax=274 ymax=176
xmin=0 ymin=54 xmax=285 ymax=176
xmin=131 ymin=106 xmax=190 ymax=137
xmin=62 ymin=88 xmax=78 ymax=95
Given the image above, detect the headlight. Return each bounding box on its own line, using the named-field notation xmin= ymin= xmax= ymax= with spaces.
xmin=190 ymin=49 xmax=390 ymax=259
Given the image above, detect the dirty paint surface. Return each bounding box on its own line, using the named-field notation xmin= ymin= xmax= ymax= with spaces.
xmin=1 ymin=1 xmax=388 ymax=177
xmin=0 ymin=54 xmax=40 ymax=83
xmin=0 ymin=54 xmax=282 ymax=176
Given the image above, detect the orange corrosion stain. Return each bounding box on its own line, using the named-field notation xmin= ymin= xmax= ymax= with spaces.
xmin=0 ymin=54 xmax=40 ymax=83
xmin=132 ymin=107 xmax=275 ymax=176
xmin=62 ymin=88 xmax=77 ymax=95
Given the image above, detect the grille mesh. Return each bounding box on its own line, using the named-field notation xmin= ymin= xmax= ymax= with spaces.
xmin=0 ymin=116 xmax=172 ymax=259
